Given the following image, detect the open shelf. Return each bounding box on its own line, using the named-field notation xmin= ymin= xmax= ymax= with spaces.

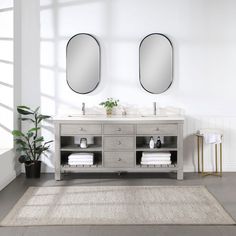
xmin=62 ymin=162 xmax=103 ymax=169
xmin=135 ymin=151 xmax=177 ymax=168
xmin=61 ymin=144 xmax=102 ymax=152
xmin=136 ymin=163 xmax=177 ymax=169
xmin=136 ymin=136 xmax=177 ymax=150
xmin=136 ymin=146 xmax=177 ymax=151
xmin=61 ymin=151 xmax=103 ymax=169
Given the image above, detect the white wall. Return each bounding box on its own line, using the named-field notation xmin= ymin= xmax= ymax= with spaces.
xmin=0 ymin=0 xmax=21 ymax=191
xmin=20 ymin=0 xmax=236 ymax=172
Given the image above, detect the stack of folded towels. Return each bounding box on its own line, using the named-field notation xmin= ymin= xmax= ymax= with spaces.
xmin=141 ymin=152 xmax=171 ymax=165
xmin=68 ymin=153 xmax=94 ymax=166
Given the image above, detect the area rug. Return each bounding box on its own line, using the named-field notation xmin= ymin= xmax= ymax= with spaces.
xmin=0 ymin=186 xmax=234 ymax=226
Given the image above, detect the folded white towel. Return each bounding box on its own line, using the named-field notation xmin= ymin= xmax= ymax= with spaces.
xmin=69 ymin=153 xmax=94 ymax=157
xmin=68 ymin=153 xmax=94 ymax=160
xmin=141 ymin=161 xmax=171 ymax=165
xmin=68 ymin=156 xmax=93 ymax=161
xmin=68 ymin=160 xmax=93 ymax=165
xmin=142 ymin=152 xmax=171 ymax=157
xmin=141 ymin=157 xmax=171 ymax=161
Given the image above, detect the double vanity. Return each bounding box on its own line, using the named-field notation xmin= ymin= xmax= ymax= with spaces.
xmin=54 ymin=115 xmax=184 ymax=180
xmin=59 ymin=32 xmax=181 ymax=180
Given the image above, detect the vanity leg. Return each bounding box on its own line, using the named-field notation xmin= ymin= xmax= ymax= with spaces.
xmin=55 ymin=170 xmax=61 ymax=181
xmin=55 ymin=123 xmax=61 ymax=181
xmin=215 ymin=144 xmax=218 ymax=173
xmin=197 ymin=136 xmax=200 ymax=173
xmin=177 ymin=169 xmax=183 ymax=180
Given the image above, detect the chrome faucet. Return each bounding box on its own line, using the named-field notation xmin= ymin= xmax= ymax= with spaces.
xmin=153 ymin=102 xmax=156 ymax=116
xmin=82 ymin=102 xmax=85 ymax=115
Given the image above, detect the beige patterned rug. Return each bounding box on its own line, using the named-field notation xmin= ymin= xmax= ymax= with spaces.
xmin=0 ymin=186 xmax=234 ymax=226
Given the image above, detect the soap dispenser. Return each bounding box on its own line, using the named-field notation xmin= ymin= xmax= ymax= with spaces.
xmin=156 ymin=136 xmax=162 ymax=148
xmin=149 ymin=136 xmax=155 ymax=149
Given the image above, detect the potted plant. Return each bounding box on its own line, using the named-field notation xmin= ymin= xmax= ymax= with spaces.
xmin=99 ymin=98 xmax=119 ymax=116
xmin=12 ymin=106 xmax=53 ymax=178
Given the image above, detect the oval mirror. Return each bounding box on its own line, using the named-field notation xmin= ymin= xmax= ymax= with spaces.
xmin=139 ymin=33 xmax=173 ymax=94
xmin=66 ymin=33 xmax=100 ymax=94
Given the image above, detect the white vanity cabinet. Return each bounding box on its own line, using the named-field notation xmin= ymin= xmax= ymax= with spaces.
xmin=54 ymin=116 xmax=184 ymax=180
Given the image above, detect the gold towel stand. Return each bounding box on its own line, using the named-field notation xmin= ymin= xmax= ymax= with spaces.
xmin=196 ymin=134 xmax=222 ymax=177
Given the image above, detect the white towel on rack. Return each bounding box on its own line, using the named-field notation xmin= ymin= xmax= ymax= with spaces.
xmin=198 ymin=129 xmax=222 ymax=144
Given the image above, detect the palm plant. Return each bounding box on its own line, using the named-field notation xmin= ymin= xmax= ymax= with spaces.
xmin=12 ymin=106 xmax=53 ymax=163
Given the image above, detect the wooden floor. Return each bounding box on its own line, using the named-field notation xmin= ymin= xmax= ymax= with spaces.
xmin=0 ymin=172 xmax=236 ymax=236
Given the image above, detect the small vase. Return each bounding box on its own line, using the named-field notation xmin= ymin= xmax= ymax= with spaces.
xmin=106 ymin=109 xmax=112 ymax=116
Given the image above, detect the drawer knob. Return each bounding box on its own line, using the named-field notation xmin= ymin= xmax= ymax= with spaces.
xmin=117 ymin=128 xmax=122 ymax=131
xmin=118 ymin=158 xmax=122 ymax=162
xmin=80 ymin=127 xmax=84 ymax=131
xmin=156 ymin=127 xmax=160 ymax=131
xmin=118 ymin=141 xmax=122 ymax=145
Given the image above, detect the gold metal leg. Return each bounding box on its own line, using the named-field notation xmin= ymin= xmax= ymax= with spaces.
xmin=220 ymin=143 xmax=222 ymax=176
xmin=196 ymin=134 xmax=223 ymax=178
xmin=201 ymin=137 xmax=204 ymax=176
xmin=215 ymin=144 xmax=218 ymax=173
xmin=197 ymin=136 xmax=200 ymax=173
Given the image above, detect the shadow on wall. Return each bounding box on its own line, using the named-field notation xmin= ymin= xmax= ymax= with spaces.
xmin=39 ymin=0 xmax=144 ymax=172
xmin=39 ymin=0 xmax=110 ymax=172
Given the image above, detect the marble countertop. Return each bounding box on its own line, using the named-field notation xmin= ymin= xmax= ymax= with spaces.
xmin=53 ymin=114 xmax=185 ymax=122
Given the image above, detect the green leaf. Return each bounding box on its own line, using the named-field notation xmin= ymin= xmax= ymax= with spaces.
xmin=27 ymin=132 xmax=34 ymax=138
xmin=28 ymin=127 xmax=40 ymax=133
xmin=16 ymin=147 xmax=29 ymax=152
xmin=15 ymin=139 xmax=27 ymax=146
xmin=19 ymin=118 xmax=35 ymax=122
xmin=38 ymin=115 xmax=51 ymax=123
xmin=18 ymin=155 xmax=31 ymax=163
xmin=44 ymin=140 xmax=53 ymax=145
xmin=17 ymin=105 xmax=31 ymax=110
xmin=34 ymin=136 xmax=44 ymax=143
xmin=17 ymin=107 xmax=34 ymax=115
xmin=12 ymin=130 xmax=24 ymax=137
xmin=99 ymin=98 xmax=119 ymax=109
xmin=34 ymin=106 xmax=40 ymax=114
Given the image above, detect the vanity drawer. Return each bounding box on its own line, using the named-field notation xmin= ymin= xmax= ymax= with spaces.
xmin=104 ymin=136 xmax=134 ymax=150
xmin=136 ymin=124 xmax=177 ymax=135
xmin=60 ymin=124 xmax=102 ymax=135
xmin=104 ymin=152 xmax=134 ymax=168
xmin=104 ymin=124 xmax=135 ymax=135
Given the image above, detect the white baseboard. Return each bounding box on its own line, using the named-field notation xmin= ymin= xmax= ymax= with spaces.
xmin=0 ymin=171 xmax=16 ymax=191
xmin=184 ymin=163 xmax=236 ymax=172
